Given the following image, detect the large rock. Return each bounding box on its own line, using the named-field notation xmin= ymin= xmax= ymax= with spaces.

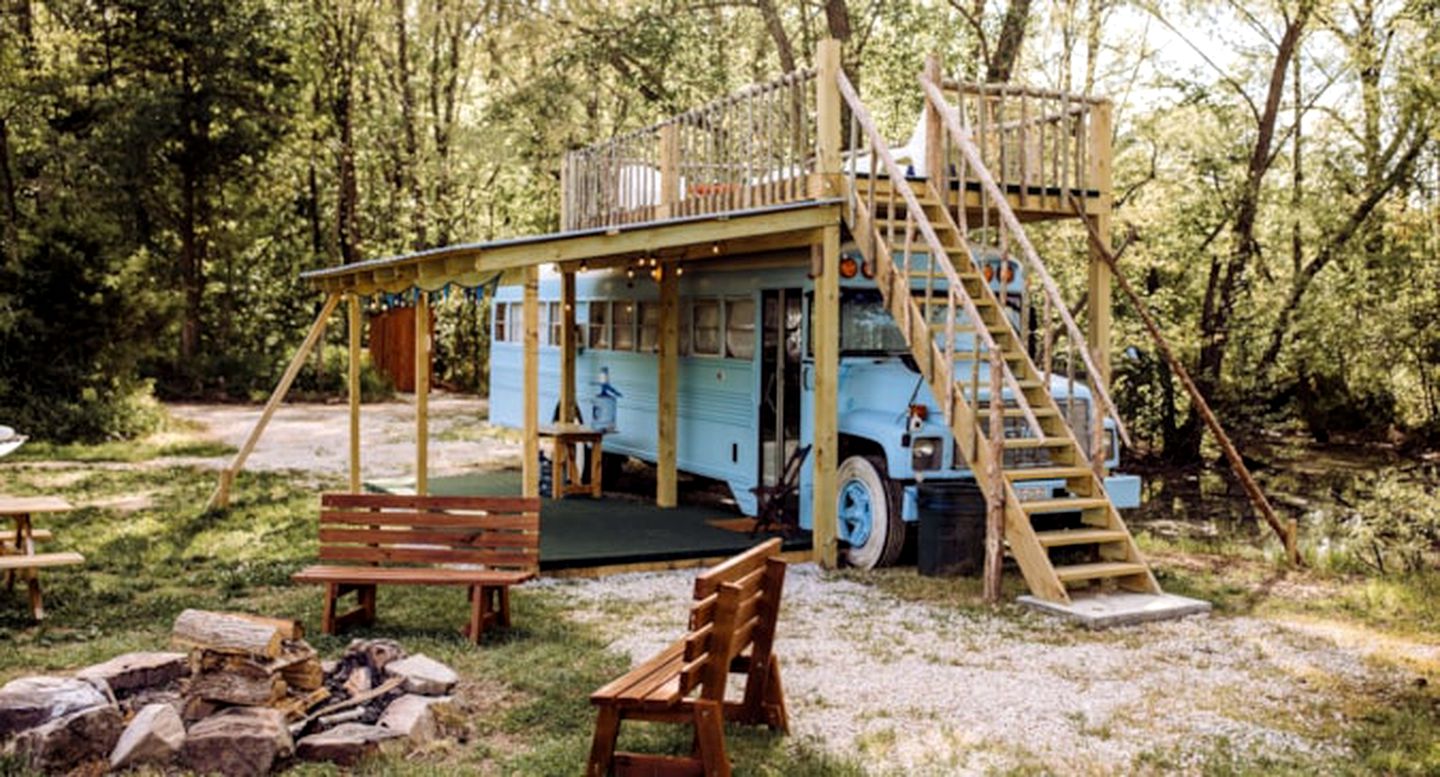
xmin=181 ymin=707 xmax=294 ymax=777
xmin=0 ymin=675 xmax=111 ymax=739
xmin=295 ymin=723 xmax=404 ymax=766
xmin=10 ymin=704 xmax=123 ymax=772
xmin=385 ymin=655 xmax=457 ymax=696
xmin=377 ymin=694 xmax=451 ymax=744
xmin=77 ymin=652 xmax=188 ymax=696
xmin=110 ymin=703 xmax=185 ymax=770
xmin=345 ymin=638 xmax=406 ymax=671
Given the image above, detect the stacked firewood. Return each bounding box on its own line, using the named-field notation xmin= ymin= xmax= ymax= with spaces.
xmin=171 ymin=610 xmax=329 ymax=723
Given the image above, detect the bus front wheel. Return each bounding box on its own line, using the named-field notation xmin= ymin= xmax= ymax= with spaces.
xmin=836 ymin=455 xmax=905 ymax=569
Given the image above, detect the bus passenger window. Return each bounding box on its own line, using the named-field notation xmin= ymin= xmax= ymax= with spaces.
xmin=639 ymin=302 xmax=659 ymax=353
xmin=588 ymin=301 xmax=610 ymax=349
xmin=679 ymin=299 xmax=691 ymax=355
xmin=494 ymin=302 xmax=508 ymax=342
xmin=546 ymin=302 xmax=562 ymax=345
xmin=725 ymin=297 xmax=755 ymax=359
xmin=692 ymin=299 xmax=721 ymax=356
xmin=613 ymin=302 xmax=636 ymax=351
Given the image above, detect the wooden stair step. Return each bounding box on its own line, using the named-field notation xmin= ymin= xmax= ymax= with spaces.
xmin=1002 ymin=437 xmax=1073 ymax=449
xmin=973 ymin=407 xmax=1059 ymax=419
xmin=1053 ymin=561 xmax=1150 ymax=583
xmin=1035 ymin=528 xmax=1130 ymax=548
xmin=1004 ymin=466 xmax=1092 ymax=481
xmin=0 ymin=552 xmax=85 ymax=570
xmin=1020 ymin=497 xmax=1111 ymax=513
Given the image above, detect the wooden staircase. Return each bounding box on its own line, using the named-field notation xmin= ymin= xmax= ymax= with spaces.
xmin=835 ymin=71 xmax=1162 ymax=605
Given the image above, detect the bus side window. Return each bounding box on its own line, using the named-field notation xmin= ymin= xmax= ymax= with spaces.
xmin=639 ymin=301 xmax=659 ymax=353
xmin=494 ymin=302 xmax=508 ymax=342
xmin=725 ymin=296 xmax=755 ymax=359
xmin=692 ymin=298 xmax=721 ymax=356
xmin=613 ymin=301 xmax=636 ymax=351
xmin=588 ymin=300 xmax=610 ymax=350
xmin=679 ymin=299 xmax=691 ymax=356
xmin=546 ymin=302 xmax=561 ymax=346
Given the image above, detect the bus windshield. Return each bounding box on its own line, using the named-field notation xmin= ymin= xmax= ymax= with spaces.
xmin=840 ymin=290 xmax=908 ymax=354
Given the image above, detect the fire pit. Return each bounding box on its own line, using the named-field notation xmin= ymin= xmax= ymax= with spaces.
xmin=0 ymin=609 xmax=459 ymax=774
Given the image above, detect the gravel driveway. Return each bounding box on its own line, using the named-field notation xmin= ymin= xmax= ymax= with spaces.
xmin=168 ymin=394 xmax=520 ymax=479
xmin=545 ymin=566 xmax=1397 ymax=775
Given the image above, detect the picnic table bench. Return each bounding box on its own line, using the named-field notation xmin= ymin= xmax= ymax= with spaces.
xmin=587 ymin=538 xmax=789 ymax=777
xmin=292 ymin=493 xmax=540 ymax=644
xmin=0 ymin=496 xmax=84 ymax=621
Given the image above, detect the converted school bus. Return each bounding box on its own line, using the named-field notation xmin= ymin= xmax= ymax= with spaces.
xmin=293 ymin=41 xmax=1205 ymax=620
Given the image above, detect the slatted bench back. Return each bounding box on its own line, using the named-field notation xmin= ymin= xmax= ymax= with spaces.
xmin=317 ymin=494 xmax=541 ymax=573
xmin=681 ymin=539 xmax=786 ymax=702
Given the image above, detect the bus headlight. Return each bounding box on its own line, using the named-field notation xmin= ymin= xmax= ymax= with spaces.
xmin=912 ymin=437 xmax=942 ymax=470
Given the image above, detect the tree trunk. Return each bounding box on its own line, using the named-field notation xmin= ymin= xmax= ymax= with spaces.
xmin=1178 ymin=10 xmax=1308 ymax=462
xmin=755 ymin=0 xmax=797 ymax=73
xmin=986 ymin=0 xmax=1033 ymax=82
xmin=393 ymin=0 xmax=427 ymax=250
xmin=0 ymin=118 xmax=18 ymax=265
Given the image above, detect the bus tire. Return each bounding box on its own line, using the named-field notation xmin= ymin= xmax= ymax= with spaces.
xmin=836 ymin=455 xmax=905 ymax=569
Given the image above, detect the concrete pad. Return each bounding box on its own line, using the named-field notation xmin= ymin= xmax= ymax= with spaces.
xmin=1018 ymin=591 xmax=1212 ymax=628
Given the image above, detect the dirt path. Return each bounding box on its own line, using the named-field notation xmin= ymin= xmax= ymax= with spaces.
xmin=167 ymin=394 xmax=521 ymax=479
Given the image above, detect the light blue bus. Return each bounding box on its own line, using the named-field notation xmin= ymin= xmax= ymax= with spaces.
xmin=488 ymin=246 xmax=1141 ymax=568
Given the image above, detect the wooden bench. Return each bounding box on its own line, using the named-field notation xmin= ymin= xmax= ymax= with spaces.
xmin=292 ymin=494 xmax=540 ymax=644
xmin=587 ymin=538 xmax=789 ymax=777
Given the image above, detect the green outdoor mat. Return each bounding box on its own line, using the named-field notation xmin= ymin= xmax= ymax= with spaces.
xmin=367 ymin=470 xmax=809 ymax=569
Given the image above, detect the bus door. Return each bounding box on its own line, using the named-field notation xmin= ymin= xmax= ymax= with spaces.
xmin=760 ymin=289 xmax=804 ymax=487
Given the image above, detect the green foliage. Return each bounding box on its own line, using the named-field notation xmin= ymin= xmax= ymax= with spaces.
xmin=1317 ymin=472 xmax=1440 ymax=576
xmin=290 ymin=344 xmax=395 ymax=403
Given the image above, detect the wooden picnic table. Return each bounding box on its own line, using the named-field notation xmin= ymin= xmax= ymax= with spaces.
xmin=539 ymin=424 xmax=606 ymax=499
xmin=0 ymin=495 xmax=84 ymax=620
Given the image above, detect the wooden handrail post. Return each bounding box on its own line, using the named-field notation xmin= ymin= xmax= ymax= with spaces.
xmin=984 ymin=348 xmax=1006 ymax=604
xmin=813 ymin=39 xmax=843 ymax=199
xmin=811 ymin=226 xmax=841 ymax=569
xmin=207 ymin=293 xmax=342 ymax=511
xmin=658 ymin=125 xmax=680 ymax=220
xmin=923 ymin=54 xmax=944 ymax=183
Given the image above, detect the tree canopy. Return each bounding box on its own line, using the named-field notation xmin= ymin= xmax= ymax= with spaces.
xmin=0 ymin=0 xmax=1435 ymax=452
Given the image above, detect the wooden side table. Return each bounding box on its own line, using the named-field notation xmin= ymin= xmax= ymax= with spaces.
xmin=539 ymin=424 xmax=606 ymax=499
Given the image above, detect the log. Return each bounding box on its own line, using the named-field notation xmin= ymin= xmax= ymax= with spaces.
xmin=224 ymin=613 xmax=305 ymax=641
xmin=187 ymin=661 xmax=287 ymax=707
xmin=172 ymin=610 xmax=283 ymax=659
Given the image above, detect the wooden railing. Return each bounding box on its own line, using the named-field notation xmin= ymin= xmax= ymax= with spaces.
xmin=920 ymin=74 xmax=1130 ymax=470
xmin=562 ymin=69 xmax=818 ymax=231
xmin=937 ymin=78 xmax=1108 ymax=202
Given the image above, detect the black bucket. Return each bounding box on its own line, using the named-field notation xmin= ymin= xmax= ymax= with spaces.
xmin=917 ymin=480 xmax=986 ymax=577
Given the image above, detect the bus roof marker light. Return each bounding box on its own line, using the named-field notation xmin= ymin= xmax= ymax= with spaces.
xmin=839 ymin=256 xmax=859 ymax=279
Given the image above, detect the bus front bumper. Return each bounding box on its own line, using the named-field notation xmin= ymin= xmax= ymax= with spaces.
xmin=900 ymin=472 xmax=1143 ymax=521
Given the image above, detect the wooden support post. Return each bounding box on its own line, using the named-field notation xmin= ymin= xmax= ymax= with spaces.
xmin=348 ymin=294 xmax=362 ymax=493
xmin=207 ymin=294 xmax=341 ymax=510
xmin=813 ymin=39 xmax=842 ymax=199
xmin=923 ymin=54 xmax=944 ymax=183
xmin=812 ymin=227 xmax=840 ymax=568
xmin=657 ymin=263 xmax=680 ymax=508
xmin=415 ymin=292 xmax=431 ymax=496
xmin=658 ymin=125 xmax=680 ymax=220
xmin=522 ymin=266 xmax=540 ymax=499
xmin=561 ymin=270 xmax=577 ymax=423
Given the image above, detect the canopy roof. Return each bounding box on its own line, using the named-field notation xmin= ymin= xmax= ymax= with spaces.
xmin=300 ymin=199 xmax=844 ymax=295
